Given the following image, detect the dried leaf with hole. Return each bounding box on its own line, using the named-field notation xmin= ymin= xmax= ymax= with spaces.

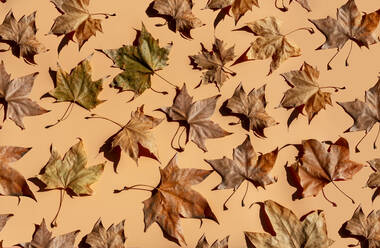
xmin=205 ymin=135 xmax=278 ymax=209
xmin=225 ymin=83 xmax=277 ymax=137
xmin=0 ymin=10 xmax=47 ymax=64
xmin=151 ymin=0 xmax=203 ymax=38
xmin=160 ymin=83 xmax=231 ymax=152
xmin=196 ymin=234 xmax=229 ymax=248
xmin=286 ymin=137 xmax=364 ymax=206
xmin=0 ymin=61 xmax=48 ymax=129
xmin=17 ymin=219 xmax=79 ymax=248
xmin=49 ymin=0 xmax=114 ymax=51
xmin=245 ymin=200 xmax=334 ymax=248
xmin=341 ymin=205 xmax=380 ymax=248
xmin=100 ymin=23 xmax=171 ymax=99
xmin=190 ymin=38 xmax=235 ymax=90
xmin=85 ymin=219 xmax=126 ymax=248
xmin=366 ymin=159 xmax=380 ymax=201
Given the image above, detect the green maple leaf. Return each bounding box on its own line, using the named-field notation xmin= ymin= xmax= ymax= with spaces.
xmin=100 ymin=23 xmax=171 ymax=98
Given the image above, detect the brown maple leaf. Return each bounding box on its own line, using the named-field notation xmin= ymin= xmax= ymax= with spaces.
xmin=366 ymin=159 xmax=380 ymax=201
xmin=224 ymin=83 xmax=278 ymax=137
xmin=286 ymin=137 xmax=364 ymax=206
xmin=115 ymin=153 xmax=218 ymax=246
xmin=341 ymin=205 xmax=380 ymax=248
xmin=338 ymin=77 xmax=380 ymax=152
xmin=310 ymin=0 xmax=380 ymax=69
xmin=0 ymin=10 xmax=47 ymax=64
xmin=279 ymin=62 xmax=344 ymax=126
xmin=190 ymin=37 xmax=236 ymax=90
xmin=88 ymin=105 xmax=163 ymax=170
xmin=0 ymin=146 xmax=35 ymax=200
xmin=49 ymin=0 xmax=115 ymax=51
xmin=0 ymin=61 xmax=48 ymax=129
xmin=148 ymin=0 xmax=204 ymax=39
xmin=196 ymin=234 xmax=229 ymax=248
xmin=85 ymin=219 xmax=126 ymax=248
xmin=160 ymin=83 xmax=231 ymax=152
xmin=245 ymin=200 xmax=334 ymax=248
xmin=205 ymin=135 xmax=278 ymax=209
xmin=233 ymin=17 xmax=313 ymax=75
xmin=18 ymin=219 xmax=79 ymax=248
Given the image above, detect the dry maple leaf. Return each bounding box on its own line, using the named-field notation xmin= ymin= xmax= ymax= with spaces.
xmin=149 ymin=0 xmax=204 ymax=39
xmin=205 ymin=135 xmax=278 ymax=209
xmin=341 ymin=205 xmax=380 ymax=248
xmin=224 ymin=83 xmax=278 ymax=137
xmin=87 ymin=105 xmax=163 ymax=170
xmin=233 ymin=17 xmax=313 ymax=75
xmin=279 ymin=62 xmax=345 ymax=126
xmin=44 ymin=55 xmax=104 ymax=128
xmin=35 ymin=139 xmax=105 ymax=227
xmin=0 ymin=61 xmax=48 ymax=129
xmin=338 ymin=77 xmax=380 ymax=152
xmin=189 ymin=37 xmax=236 ymax=90
xmin=0 ymin=10 xmax=47 ymax=64
xmin=366 ymin=159 xmax=380 ymax=201
xmin=49 ymin=0 xmax=115 ymax=51
xmin=160 ymin=83 xmax=231 ymax=152
xmin=245 ymin=200 xmax=334 ymax=248
xmin=85 ymin=219 xmax=126 ymax=248
xmin=196 ymin=234 xmax=229 ymax=248
xmin=17 ymin=219 xmax=79 ymax=248
xmin=100 ymin=23 xmax=172 ymax=100
xmin=286 ymin=137 xmax=364 ymax=206
xmin=310 ymin=0 xmax=380 ymax=70
xmin=115 ymin=153 xmax=218 ymax=246
xmin=0 ymin=214 xmax=12 ymax=233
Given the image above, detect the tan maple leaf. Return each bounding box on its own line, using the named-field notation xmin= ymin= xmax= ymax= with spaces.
xmin=205 ymin=135 xmax=278 ymax=209
xmin=366 ymin=159 xmax=380 ymax=201
xmin=49 ymin=0 xmax=115 ymax=51
xmin=190 ymin=38 xmax=236 ymax=90
xmin=225 ymin=83 xmax=278 ymax=137
xmin=286 ymin=137 xmax=364 ymax=206
xmin=280 ymin=62 xmax=344 ymax=126
xmin=342 ymin=205 xmax=380 ymax=248
xmin=0 ymin=10 xmax=47 ymax=63
xmin=233 ymin=17 xmax=313 ymax=75
xmin=85 ymin=219 xmax=126 ymax=248
xmin=310 ymin=0 xmax=380 ymax=69
xmin=196 ymin=234 xmax=229 ymax=248
xmin=245 ymin=200 xmax=334 ymax=248
xmin=150 ymin=0 xmax=203 ymax=38
xmin=160 ymin=83 xmax=231 ymax=152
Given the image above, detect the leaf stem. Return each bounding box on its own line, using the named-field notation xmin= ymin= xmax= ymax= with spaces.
xmin=114 ymin=184 xmax=156 ymax=194
xmin=85 ymin=113 xmax=123 ymax=128
xmin=45 ymin=102 xmax=74 ymax=129
xmin=154 ymin=72 xmax=178 ymax=88
xmin=331 ymin=181 xmax=355 ymax=204
xmin=91 ymin=12 xmax=116 ymax=19
xmin=345 ymin=40 xmax=353 ymax=67
xmin=204 ymin=60 xmax=237 ymax=75
xmin=327 ymin=49 xmax=340 ymax=70
xmin=229 ymin=120 xmax=241 ymax=125
xmin=170 ymin=126 xmax=184 ymax=152
xmin=241 ymin=182 xmax=249 ymax=207
xmin=177 ymin=126 xmax=186 ymax=151
xmin=275 ymin=0 xmax=288 ymax=12
xmin=150 ymin=86 xmax=168 ymax=95
xmin=284 ymin=27 xmax=314 ymax=36
xmin=355 ymin=131 xmax=369 ymax=153
xmin=322 ymin=188 xmax=337 ymax=207
xmin=319 ymin=86 xmax=346 ymax=92
xmin=51 ymin=189 xmax=65 ymax=228
xmin=223 ymin=189 xmax=238 ymax=210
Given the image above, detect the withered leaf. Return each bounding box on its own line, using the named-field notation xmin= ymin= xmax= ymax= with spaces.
xmin=143 ymin=154 xmax=218 ymax=245
xmin=49 ymin=0 xmax=114 ymax=51
xmin=0 ymin=214 xmax=12 ymax=233
xmin=0 ymin=146 xmax=35 ymax=200
xmin=160 ymin=83 xmax=231 ymax=152
xmin=310 ymin=0 xmax=380 ymax=69
xmin=100 ymin=23 xmax=171 ymax=99
xmin=196 ymin=234 xmax=229 ymax=248
xmin=280 ymin=62 xmax=342 ymax=126
xmin=225 ymin=83 xmax=278 ymax=137
xmin=233 ymin=17 xmax=305 ymax=75
xmin=245 ymin=200 xmax=334 ymax=248
xmin=0 ymin=61 xmax=48 ymax=129
xmin=85 ymin=219 xmax=126 ymax=248
xmin=18 ymin=219 xmax=79 ymax=248
xmin=205 ymin=135 xmax=278 ymax=209
xmin=366 ymin=159 xmax=380 ymax=201
xmin=338 ymin=77 xmax=380 ymax=152
xmin=342 ymin=205 xmax=380 ymax=248
xmin=0 ymin=10 xmax=47 ymax=64
xmin=190 ymin=38 xmax=236 ymax=90
xmin=286 ymin=137 xmax=364 ymax=205
xmin=151 ymin=0 xmax=204 ymax=38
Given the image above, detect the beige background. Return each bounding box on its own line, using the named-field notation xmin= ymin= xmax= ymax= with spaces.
xmin=0 ymin=0 xmax=379 ymax=247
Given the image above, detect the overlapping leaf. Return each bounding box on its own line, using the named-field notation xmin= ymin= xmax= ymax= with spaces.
xmin=85 ymin=219 xmax=126 ymax=248
xmin=366 ymin=159 xmax=380 ymax=201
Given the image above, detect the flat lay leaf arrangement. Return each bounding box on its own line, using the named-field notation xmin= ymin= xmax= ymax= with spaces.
xmin=0 ymin=0 xmax=379 ymax=247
